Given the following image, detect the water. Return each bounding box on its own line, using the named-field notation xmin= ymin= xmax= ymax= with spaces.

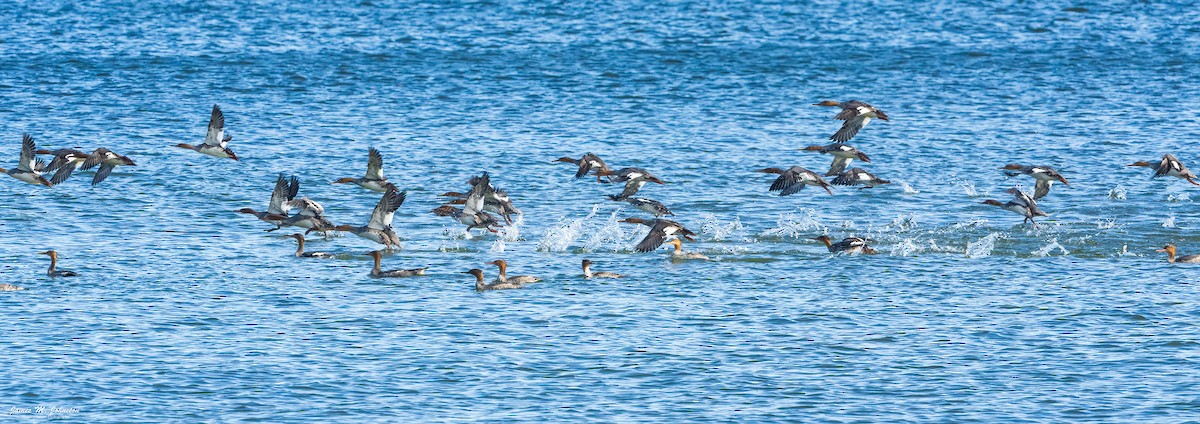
xmin=2 ymin=0 xmax=1199 ymax=421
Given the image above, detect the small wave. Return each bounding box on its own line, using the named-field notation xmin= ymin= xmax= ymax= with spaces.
xmin=1107 ymin=185 xmax=1127 ymax=200
xmin=1162 ymin=215 xmax=1176 ymax=228
xmin=1032 ymin=238 xmax=1069 ymax=257
xmin=1168 ymin=193 xmax=1191 ymax=202
xmin=966 ymin=233 xmax=1000 ymax=258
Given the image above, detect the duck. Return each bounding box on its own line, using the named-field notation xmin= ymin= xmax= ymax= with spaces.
xmin=39 ymin=250 xmax=79 ymax=277
xmin=1156 ymin=244 xmax=1200 ymax=263
xmin=77 ymin=148 xmax=136 ymax=186
xmin=1002 ymin=164 xmax=1069 ymax=199
xmin=487 ymin=259 xmax=541 ymax=285
xmin=37 ymin=147 xmax=90 ymax=185
xmin=581 ymin=259 xmax=623 ymax=278
xmin=175 ymin=104 xmax=238 ymax=160
xmin=814 ymin=100 xmax=889 ymax=143
xmin=1 ymin=134 xmax=51 ymax=187
xmin=831 ymin=168 xmax=892 ymax=189
xmin=813 ymin=235 xmax=877 ymax=254
xmin=756 ymin=166 xmax=832 ymax=195
xmin=333 ymin=147 xmax=395 ymax=192
xmin=289 ymin=234 xmax=333 ymax=258
xmin=620 ymin=217 xmax=697 ymax=252
xmin=609 ymin=196 xmax=674 ymax=217
xmin=597 ymin=167 xmax=665 ymax=200
xmin=801 ymin=143 xmax=871 ymax=176
xmin=332 ymin=187 xmax=406 ymax=249
xmin=434 ymin=172 xmax=503 ymax=231
xmin=668 ymin=238 xmax=710 ymax=260
xmin=982 ymin=188 xmax=1048 ymax=228
xmin=464 ymin=269 xmax=526 ymax=291
xmin=238 ymin=174 xmax=297 ymax=231
xmin=1127 ymin=154 xmax=1199 ymax=186
xmin=366 ymin=251 xmax=427 ymax=278
xmin=554 ymin=153 xmax=613 ymax=182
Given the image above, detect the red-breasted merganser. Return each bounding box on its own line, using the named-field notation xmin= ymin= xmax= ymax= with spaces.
xmin=982 ymin=188 xmax=1048 ymax=228
xmin=38 ymin=147 xmax=89 ymax=185
xmin=756 ymin=167 xmax=832 ymax=195
xmin=814 ymin=100 xmax=889 ymax=143
xmin=175 ymin=104 xmax=238 ymax=160
xmin=2 ymin=134 xmax=51 ymax=187
xmin=434 ymin=172 xmax=504 ymax=231
xmin=669 ymin=238 xmax=709 ymax=260
xmin=333 ymin=147 xmax=396 ymax=192
xmin=440 ymin=188 xmax=521 ymax=224
xmin=289 ymin=233 xmax=333 ymax=258
xmin=1128 ymin=154 xmax=1199 ymax=186
xmin=831 ymin=167 xmax=891 ymax=189
xmin=620 ymin=217 xmax=697 ymax=252
xmin=597 ymin=167 xmax=665 ymax=200
xmin=487 ymin=259 xmax=541 ymax=284
xmin=1002 ymin=164 xmax=1069 ymax=199
xmin=609 ymin=196 xmax=673 ymax=217
xmin=1156 ymin=244 xmax=1200 ymax=263
xmin=367 ymin=251 xmax=427 ymax=277
xmin=78 ymin=148 xmax=136 ymax=186
xmin=581 ymin=259 xmax=623 ymax=278
xmin=464 ymin=269 xmax=526 ymax=291
xmin=555 ymin=153 xmax=613 ymax=182
xmin=813 ymin=235 xmax=877 ymax=254
xmin=39 ymin=250 xmax=79 ymax=277
xmin=802 ymin=143 xmax=871 ymax=176
xmin=333 ymin=187 xmax=406 ymax=249
xmin=238 ymin=174 xmax=297 ymax=231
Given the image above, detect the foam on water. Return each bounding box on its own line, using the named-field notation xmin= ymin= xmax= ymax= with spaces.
xmin=1032 ymin=238 xmax=1069 ymax=257
xmin=758 ymin=209 xmax=825 ymax=239
xmin=966 ymin=233 xmax=1000 ymax=258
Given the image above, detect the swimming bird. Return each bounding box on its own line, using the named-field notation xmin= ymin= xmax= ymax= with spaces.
xmin=814 ymin=100 xmax=889 ymax=143
xmin=831 ymin=168 xmax=891 ymax=189
xmin=175 ymin=104 xmax=238 ymax=160
xmin=77 ymin=148 xmax=136 ymax=186
xmin=756 ymin=166 xmax=832 ymax=195
xmin=1128 ymin=154 xmax=1199 ymax=186
xmin=39 ymin=250 xmax=79 ymax=277
xmin=333 ymin=147 xmax=395 ymax=192
xmin=620 ymin=217 xmax=697 ymax=252
xmin=37 ymin=147 xmax=90 ymax=185
xmin=802 ymin=143 xmax=871 ymax=176
xmin=289 ymin=234 xmax=333 ymax=258
xmin=581 ymin=259 xmax=623 ymax=279
xmin=555 ymin=153 xmax=613 ymax=182
xmin=813 ymin=235 xmax=877 ymax=254
xmin=1002 ymin=164 xmax=1069 ymax=199
xmin=366 ymin=251 xmax=427 ymax=278
xmin=609 ymin=196 xmax=674 ymax=217
xmin=982 ymin=188 xmax=1048 ymax=228
xmin=668 ymin=238 xmax=710 ymax=260
xmin=1 ymin=134 xmax=51 ymax=187
xmin=487 ymin=259 xmax=541 ymax=285
xmin=333 ymin=187 xmax=406 ymax=249
xmin=1156 ymin=244 xmax=1200 ymax=263
xmin=238 ymin=174 xmax=297 ymax=231
xmin=598 ymin=167 xmax=665 ymax=200
xmin=463 ymin=269 xmax=526 ymax=291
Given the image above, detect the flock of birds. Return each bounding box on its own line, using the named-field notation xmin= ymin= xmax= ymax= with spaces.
xmin=3 ymin=100 xmax=1199 ymax=292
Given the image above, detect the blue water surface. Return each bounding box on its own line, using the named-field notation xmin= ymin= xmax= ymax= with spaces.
xmin=2 ymin=1 xmax=1199 ymax=422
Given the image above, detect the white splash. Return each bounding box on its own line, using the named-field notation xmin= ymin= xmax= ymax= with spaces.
xmin=582 ymin=210 xmax=628 ymax=252
xmin=889 ymin=214 xmax=918 ymax=232
xmin=960 ymin=181 xmax=979 ymax=197
xmin=1107 ymin=185 xmax=1127 ymax=200
xmin=966 ymin=233 xmax=1000 ymax=258
xmin=1096 ymin=218 xmax=1118 ymax=229
xmin=1168 ymin=193 xmax=1191 ymax=202
xmin=839 ymin=220 xmax=856 ymax=230
xmin=759 ymin=209 xmax=826 ymax=239
xmin=489 ymin=238 xmax=506 ymax=253
xmin=1032 ymin=238 xmax=1069 ymax=257
xmin=889 ymin=238 xmax=921 ymax=257
xmin=1162 ymin=215 xmax=1176 ymax=228
xmin=700 ymin=214 xmax=744 ymax=242
xmin=900 ymin=181 xmax=919 ymax=194
xmin=498 ymin=214 xmax=524 ymax=242
xmin=536 ymin=206 xmax=599 ymax=252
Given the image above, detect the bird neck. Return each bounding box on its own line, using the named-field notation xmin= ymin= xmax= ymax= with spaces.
xmin=294 ymin=238 xmax=305 ymax=256
xmin=372 ymin=255 xmax=382 ymax=273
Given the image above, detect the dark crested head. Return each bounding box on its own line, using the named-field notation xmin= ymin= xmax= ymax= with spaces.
xmin=464 ymin=268 xmax=484 ymax=278
xmin=856 ymin=151 xmax=871 ymax=162
xmin=618 ymin=217 xmax=646 ymax=224
xmin=554 ymin=157 xmax=578 ymax=163
xmin=122 ymin=156 xmax=136 ymax=166
xmin=1127 ymin=161 xmax=1151 ymax=167
xmin=755 ymin=167 xmax=784 ymax=174
xmin=332 ymin=177 xmax=356 ymax=184
xmin=581 ymin=259 xmax=592 ymax=267
xmin=39 ymin=250 xmax=56 ymax=256
xmin=981 ymin=199 xmax=1004 ymax=206
xmin=367 ymin=250 xmax=383 ymax=258
xmin=813 ymin=100 xmax=841 ymax=107
xmin=332 ymin=224 xmax=356 ymax=232
xmin=1001 ymin=163 xmax=1024 ymax=170
xmin=431 ymin=205 xmax=458 ymax=216
xmin=290 ymin=233 xmax=305 ymax=241
xmin=439 ymin=191 xmax=465 ymax=197
xmin=236 ymin=208 xmax=257 ymax=214
xmin=1057 ymin=175 xmax=1070 ymax=185
xmin=801 ymin=145 xmax=824 ymax=151
xmin=647 ymin=176 xmax=665 ymax=184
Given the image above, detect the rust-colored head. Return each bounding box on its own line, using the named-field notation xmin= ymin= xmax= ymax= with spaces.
xmin=554 ymin=157 xmax=578 ymax=163
xmin=755 ymin=167 xmax=784 ymax=174
xmin=981 ymin=199 xmax=1004 ymax=207
xmin=439 ymin=191 xmax=465 ymax=198
xmin=581 ymin=259 xmax=592 ymax=267
xmin=647 ymin=176 xmax=665 ymax=184
xmin=236 ymin=208 xmax=258 ymax=215
xmin=856 ymin=152 xmax=872 ymax=162
xmin=431 ymin=205 xmax=458 ymax=216
xmin=1157 ymin=244 xmax=1176 ymax=255
xmin=367 ymin=250 xmax=383 ymax=259
xmin=1001 ymin=163 xmax=1024 ymax=170
xmin=813 ymin=100 xmax=841 ymax=107
xmin=332 ymin=177 xmax=356 ymax=184
xmin=39 ymin=250 xmax=57 ymax=257
xmin=1127 ymin=161 xmax=1151 ymax=167
xmin=174 ymin=143 xmax=194 ymax=149
xmin=670 ymin=238 xmax=683 ymax=250
xmin=619 ymin=217 xmax=647 ymax=225
xmin=812 ymin=236 xmax=832 ymax=247
xmin=332 ymin=224 xmax=356 ymax=232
